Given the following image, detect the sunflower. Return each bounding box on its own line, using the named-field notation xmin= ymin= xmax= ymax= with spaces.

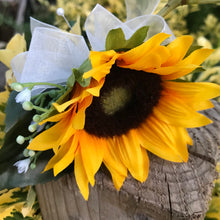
xmin=27 ymin=32 xmax=220 ymax=200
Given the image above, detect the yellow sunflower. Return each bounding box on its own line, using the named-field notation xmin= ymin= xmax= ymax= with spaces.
xmin=28 ymin=33 xmax=220 ymax=200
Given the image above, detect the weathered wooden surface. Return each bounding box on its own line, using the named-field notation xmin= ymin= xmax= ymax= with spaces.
xmin=36 ymin=102 xmax=220 ymax=220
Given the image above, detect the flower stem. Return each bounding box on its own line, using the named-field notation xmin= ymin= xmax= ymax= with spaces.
xmin=157 ymin=0 xmax=220 ymax=17
xmin=187 ymin=0 xmax=220 ymax=3
xmin=33 ymin=105 xmax=48 ymax=113
xmin=33 ymin=152 xmax=42 ymax=164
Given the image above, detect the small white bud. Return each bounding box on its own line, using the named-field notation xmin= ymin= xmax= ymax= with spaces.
xmin=33 ymin=114 xmax=41 ymax=123
xmin=11 ymin=83 xmax=24 ymax=92
xmin=23 ymin=148 xmax=29 ymax=157
xmin=28 ymin=123 xmax=37 ymax=132
xmin=16 ymin=135 xmax=25 ymax=145
xmin=56 ymin=8 xmax=65 ymax=16
xmin=16 ymin=88 xmax=31 ymax=104
xmin=22 ymin=101 xmax=33 ymax=111
xmin=30 ymin=163 xmax=36 ymax=170
xmin=28 ymin=150 xmax=35 ymax=157
xmin=14 ymin=158 xmax=31 ymax=174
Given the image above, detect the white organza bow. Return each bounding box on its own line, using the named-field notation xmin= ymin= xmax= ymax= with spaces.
xmin=11 ymin=1 xmax=175 ymax=89
xmin=86 ymin=1 xmax=175 ymax=51
xmin=11 ymin=17 xmax=89 ymax=86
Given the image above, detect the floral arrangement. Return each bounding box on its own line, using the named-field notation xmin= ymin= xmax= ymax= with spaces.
xmin=0 ymin=0 xmax=220 ymax=205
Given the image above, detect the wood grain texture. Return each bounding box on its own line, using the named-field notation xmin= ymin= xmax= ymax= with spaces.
xmin=36 ymin=101 xmax=220 ymax=220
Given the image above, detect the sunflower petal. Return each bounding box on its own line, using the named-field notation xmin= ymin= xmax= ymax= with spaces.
xmin=83 ymin=53 xmax=118 ymax=82
xmin=150 ymin=63 xmax=198 ymax=79
xmin=53 ymin=85 xmax=88 ymax=113
xmin=159 ymin=48 xmax=214 ymax=79
xmin=72 ymin=96 xmax=93 ymax=129
xmin=79 ymin=131 xmax=105 ymax=186
xmin=75 ymin=148 xmax=89 ymax=200
xmin=86 ymin=78 xmax=105 ymax=96
xmin=163 ymin=35 xmax=193 ymax=66
xmin=43 ymin=136 xmax=74 ymax=173
xmin=137 ymin=116 xmax=189 ymax=162
xmin=190 ymin=100 xmax=214 ymax=111
xmin=119 ymin=52 xmax=161 ymax=70
xmin=105 ymin=164 xmax=126 ymax=190
xmin=53 ymin=133 xmax=79 ymax=176
xmin=72 ymin=110 xmax=86 ymax=130
xmin=28 ymin=117 xmax=70 ymax=151
xmin=163 ymin=81 xmax=220 ymax=110
xmin=103 ymin=138 xmax=127 ymax=190
xmin=118 ymin=32 xmax=170 ymax=65
xmin=116 ymin=130 xmax=149 ymax=182
xmin=154 ymin=94 xmax=212 ymax=128
xmin=119 ymin=45 xmax=170 ymax=71
xmin=39 ymin=105 xmax=75 ymax=125
xmin=53 ymin=100 xmax=76 ymax=113
xmin=181 ymin=48 xmax=214 ymax=66
xmin=104 ymin=138 xmax=128 ymax=176
xmin=90 ymin=50 xmax=117 ymax=67
xmin=59 ymin=119 xmax=76 ymax=146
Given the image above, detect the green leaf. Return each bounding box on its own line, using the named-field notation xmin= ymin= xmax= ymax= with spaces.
xmin=185 ymin=45 xmax=203 ymax=58
xmin=125 ymin=26 xmax=149 ymax=49
xmin=78 ymin=58 xmax=92 ymax=73
xmin=67 ymin=72 xmax=75 ymax=88
xmin=72 ymin=58 xmax=92 ymax=88
xmin=105 ymin=26 xmax=149 ymax=51
xmin=0 ymin=92 xmax=33 ymax=164
xmin=105 ymin=28 xmax=126 ymax=51
xmin=4 ymin=91 xmax=33 ymax=133
xmin=73 ymin=68 xmax=91 ymax=87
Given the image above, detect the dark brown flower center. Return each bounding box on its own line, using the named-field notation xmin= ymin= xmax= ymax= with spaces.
xmin=84 ymin=64 xmax=162 ymax=137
